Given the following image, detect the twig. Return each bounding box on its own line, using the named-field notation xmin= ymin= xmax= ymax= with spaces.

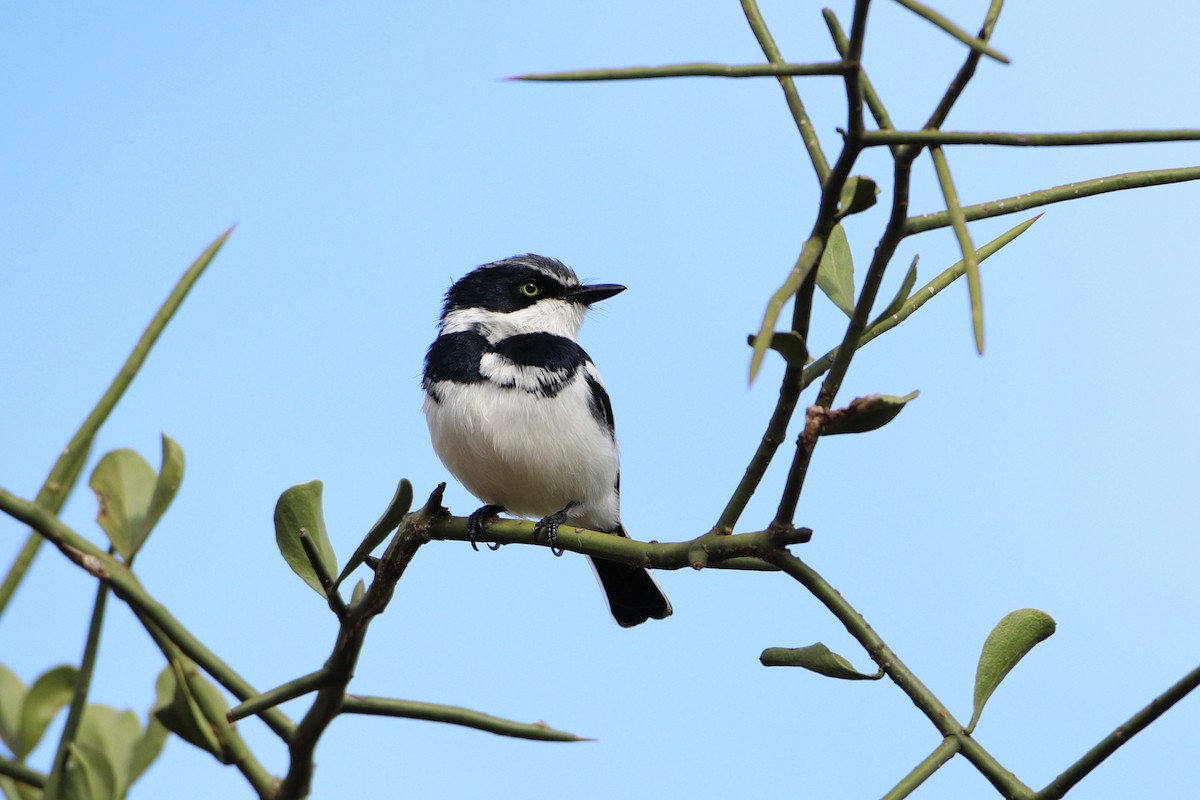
xmin=905 ymin=166 xmax=1200 ymax=235
xmin=341 ymin=696 xmax=588 ymax=742
xmin=512 ymin=61 xmax=851 ymax=81
xmin=1035 ymin=663 xmax=1200 ymax=799
xmin=881 ymin=737 xmax=961 ymax=800
xmin=740 ymin=0 xmax=830 ymax=184
xmin=863 ymin=129 xmax=1200 ymax=147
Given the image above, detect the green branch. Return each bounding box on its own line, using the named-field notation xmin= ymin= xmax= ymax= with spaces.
xmin=823 ymin=9 xmax=896 ymax=135
xmin=906 ymin=166 xmax=1200 ymax=235
xmin=0 ymin=228 xmax=232 ymax=618
xmin=340 ymin=696 xmax=588 ymax=742
xmin=863 ymin=129 xmax=1200 ymax=147
xmin=276 ymin=486 xmax=446 ymax=800
xmin=740 ymin=0 xmax=830 ymax=183
xmin=43 ymin=581 xmax=110 ymax=800
xmin=892 ymin=0 xmax=1010 ymax=63
xmin=428 ymin=514 xmax=810 ymax=568
xmin=881 ymin=737 xmax=961 ymax=800
xmin=1035 ymin=663 xmax=1200 ymax=800
xmin=512 ymin=61 xmax=849 ymax=81
xmin=0 ymin=757 xmax=46 ymax=789
xmin=227 ymin=669 xmax=332 ymax=724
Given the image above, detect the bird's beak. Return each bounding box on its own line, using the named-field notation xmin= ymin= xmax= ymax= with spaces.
xmin=568 ymin=283 xmax=626 ymax=306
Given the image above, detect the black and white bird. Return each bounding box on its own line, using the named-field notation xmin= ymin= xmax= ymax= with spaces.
xmin=422 ymin=254 xmax=672 ymax=627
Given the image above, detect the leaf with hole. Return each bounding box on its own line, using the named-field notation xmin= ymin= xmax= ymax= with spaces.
xmin=816 ymin=224 xmax=855 ymax=317
xmin=760 ymin=644 xmax=878 ymax=680
xmin=274 ymin=481 xmax=339 ymax=597
xmin=968 ymin=608 xmax=1056 ymax=732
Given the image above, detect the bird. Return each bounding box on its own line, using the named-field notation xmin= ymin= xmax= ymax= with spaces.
xmin=422 ymin=254 xmax=672 ymax=627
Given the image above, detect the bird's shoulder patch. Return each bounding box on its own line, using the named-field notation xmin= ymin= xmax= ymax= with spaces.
xmin=424 ymin=330 xmax=488 ymax=391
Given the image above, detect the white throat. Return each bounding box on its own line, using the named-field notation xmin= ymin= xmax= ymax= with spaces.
xmin=440 ymin=299 xmax=587 ymax=342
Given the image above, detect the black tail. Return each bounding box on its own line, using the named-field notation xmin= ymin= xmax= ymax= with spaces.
xmin=590 ymin=554 xmax=672 ymax=628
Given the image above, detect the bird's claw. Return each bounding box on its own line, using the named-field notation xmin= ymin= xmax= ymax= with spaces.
xmin=534 ymin=503 xmax=577 ymax=557
xmin=466 ymin=504 xmax=505 ymax=551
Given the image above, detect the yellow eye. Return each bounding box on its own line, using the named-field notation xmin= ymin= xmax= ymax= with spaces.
xmin=518 ymin=281 xmax=541 ymax=297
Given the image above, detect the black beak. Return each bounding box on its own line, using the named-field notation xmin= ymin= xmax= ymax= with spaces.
xmin=568 ymin=283 xmax=626 ymax=306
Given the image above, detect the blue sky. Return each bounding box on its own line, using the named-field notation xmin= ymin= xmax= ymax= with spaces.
xmin=2 ymin=2 xmax=1198 ymax=798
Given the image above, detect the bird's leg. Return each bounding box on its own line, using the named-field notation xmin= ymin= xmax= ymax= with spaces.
xmin=466 ymin=504 xmax=506 ymax=551
xmin=534 ymin=502 xmax=577 ymax=557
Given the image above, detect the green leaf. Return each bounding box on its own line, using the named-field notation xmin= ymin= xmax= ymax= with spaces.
xmin=139 ymin=435 xmax=185 ymax=553
xmin=835 ymin=176 xmax=879 ymax=219
xmin=820 ymin=391 xmax=920 ymax=436
xmin=126 ymin=716 xmax=167 ymax=789
xmin=0 ymin=665 xmax=25 ymax=755
xmin=89 ymin=451 xmax=156 ymax=561
xmin=745 ymin=332 xmax=809 ymax=367
xmin=816 ymin=224 xmax=855 ymax=317
xmin=869 ymin=255 xmax=919 ymax=329
xmin=350 ymin=579 xmax=366 ymax=606
xmin=968 ymin=608 xmax=1056 ymax=732
xmin=88 ymin=438 xmax=185 ymax=562
xmin=65 ymin=741 xmax=117 ymax=800
xmin=274 ymin=481 xmax=339 ymax=597
xmin=74 ymin=705 xmax=154 ymax=798
xmin=759 ymin=644 xmax=879 ymax=680
xmin=151 ymin=663 xmax=230 ymax=763
xmin=16 ymin=665 xmax=77 ymax=760
xmin=334 ymin=478 xmax=413 ymax=589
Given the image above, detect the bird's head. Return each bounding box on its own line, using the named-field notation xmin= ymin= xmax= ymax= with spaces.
xmin=438 ymin=254 xmax=625 ymax=341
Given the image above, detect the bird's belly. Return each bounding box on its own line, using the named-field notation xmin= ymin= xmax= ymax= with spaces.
xmin=424 ymin=379 xmax=620 ymax=529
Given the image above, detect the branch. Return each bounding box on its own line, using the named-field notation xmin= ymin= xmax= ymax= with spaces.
xmin=892 ymin=0 xmax=1010 ymax=63
xmin=1035 ymin=663 xmax=1200 ymax=800
xmin=276 ymin=485 xmax=446 ymax=800
xmin=427 ymin=515 xmax=810 ymax=568
xmin=340 ymin=696 xmax=589 ymax=742
xmin=863 ymin=129 xmax=1200 ymax=147
xmin=905 ymin=166 xmax=1200 ymax=235
xmin=228 ymin=669 xmax=332 ymax=723
xmin=0 ymin=757 xmax=46 ymax=790
xmin=511 ymin=61 xmax=851 ymax=81
xmin=881 ymin=737 xmax=961 ymax=800
xmin=740 ymin=0 xmax=830 ymax=183
xmin=823 ymin=9 xmax=896 ymax=135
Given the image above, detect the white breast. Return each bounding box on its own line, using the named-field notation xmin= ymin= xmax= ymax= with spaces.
xmin=424 ymin=371 xmax=620 ymax=532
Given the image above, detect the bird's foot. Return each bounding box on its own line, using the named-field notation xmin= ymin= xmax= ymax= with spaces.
xmin=534 ymin=502 xmax=577 ymax=557
xmin=466 ymin=504 xmax=506 ymax=551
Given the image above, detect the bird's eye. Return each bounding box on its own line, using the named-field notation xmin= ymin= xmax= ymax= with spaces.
xmin=518 ymin=281 xmax=541 ymax=298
